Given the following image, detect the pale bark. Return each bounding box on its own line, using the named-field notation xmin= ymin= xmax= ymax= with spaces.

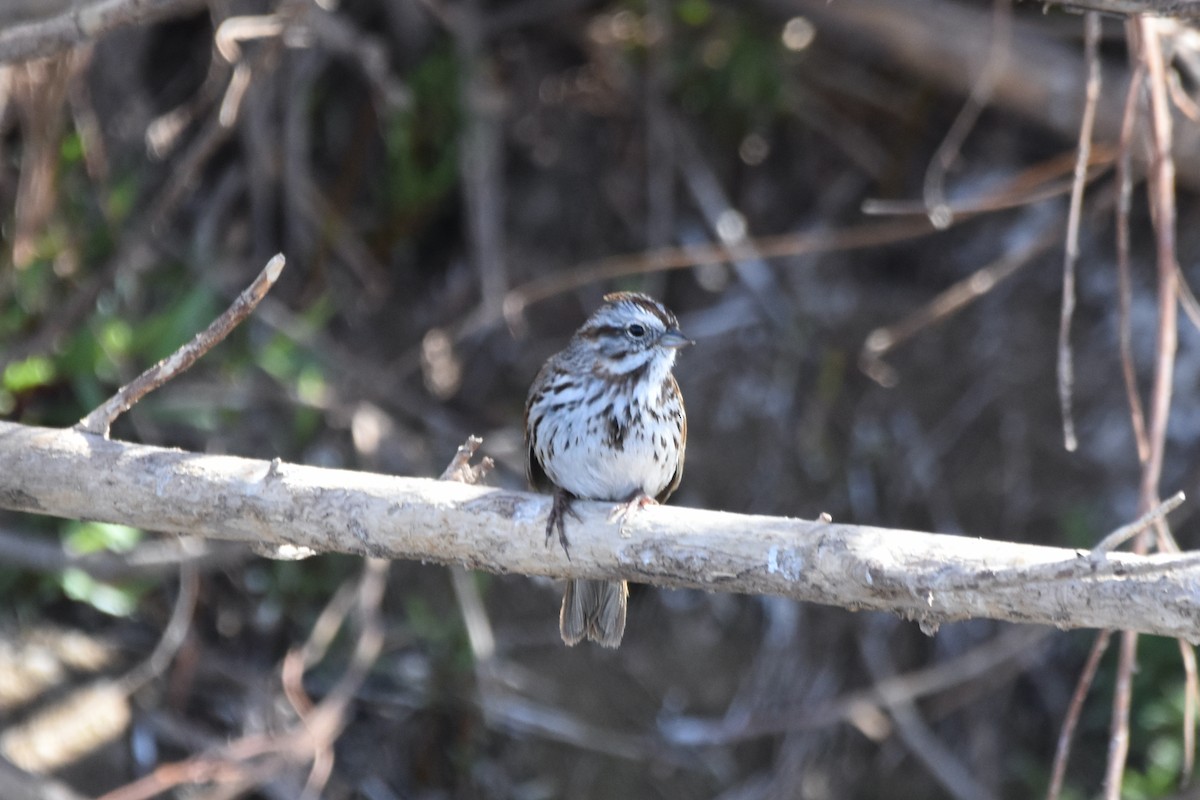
xmin=1 ymin=420 xmax=1198 ymax=640
xmin=0 ymin=0 xmax=208 ymax=65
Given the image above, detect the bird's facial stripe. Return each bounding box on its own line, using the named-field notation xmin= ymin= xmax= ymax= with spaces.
xmin=602 ymin=291 xmax=678 ymax=328
xmin=576 ymin=324 xmax=626 ymax=341
xmin=596 ymin=351 xmax=653 ymax=376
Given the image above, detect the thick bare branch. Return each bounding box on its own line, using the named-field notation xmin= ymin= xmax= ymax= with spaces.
xmin=1043 ymin=0 xmax=1200 ymax=15
xmin=1 ymin=421 xmax=1200 ymax=640
xmin=0 ymin=0 xmax=209 ymax=65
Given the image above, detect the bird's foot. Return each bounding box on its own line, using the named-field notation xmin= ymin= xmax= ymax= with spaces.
xmin=546 ymin=489 xmax=580 ymax=560
xmin=610 ymin=491 xmax=658 ymax=538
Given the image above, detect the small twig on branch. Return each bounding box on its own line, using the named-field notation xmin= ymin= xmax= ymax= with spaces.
xmin=1091 ymin=490 xmax=1185 ymax=557
xmin=75 ymin=254 xmax=286 ymax=438
xmin=439 ymin=435 xmax=495 ymax=485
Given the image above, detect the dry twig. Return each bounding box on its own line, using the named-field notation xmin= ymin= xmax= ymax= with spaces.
xmin=75 ymin=254 xmax=286 ymax=437
xmin=860 ymin=214 xmax=1063 ymax=387
xmin=0 ymin=528 xmax=246 ymax=582
xmin=1057 ymin=12 xmax=1102 ymax=454
xmin=1046 ymin=630 xmax=1113 ymax=800
xmin=921 ymin=0 xmax=1011 ymax=230
xmin=1104 ymin=17 xmax=1181 ymax=800
xmin=860 ymin=619 xmax=996 ymax=800
xmin=1116 ymin=61 xmax=1151 ymax=463
xmin=665 ymin=625 xmax=1051 ymax=745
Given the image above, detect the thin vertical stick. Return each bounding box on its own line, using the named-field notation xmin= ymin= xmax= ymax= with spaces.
xmin=1046 ymin=630 xmax=1112 ymax=800
xmin=1057 ymin=12 xmax=1102 ymax=453
xmin=1105 ymin=17 xmax=1179 ymax=800
xmin=1116 ymin=61 xmax=1150 ymax=463
xmin=1134 ymin=19 xmax=1177 ymax=517
xmin=1180 ymin=639 xmax=1198 ymax=784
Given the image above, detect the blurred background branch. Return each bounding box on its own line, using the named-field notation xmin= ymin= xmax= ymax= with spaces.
xmin=0 ymin=0 xmax=209 ymax=64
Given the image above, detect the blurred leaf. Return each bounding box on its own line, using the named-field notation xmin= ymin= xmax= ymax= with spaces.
xmin=105 ymin=175 xmax=138 ymax=223
xmin=60 ymin=568 xmax=142 ymax=617
xmin=676 ymin=0 xmax=713 ymax=26
xmin=268 ymin=555 xmax=358 ymax=605
xmin=60 ymin=131 xmax=84 ymax=165
xmin=259 ymin=333 xmax=302 ymax=382
xmin=296 ymin=363 xmax=327 ymax=407
xmin=58 ymin=522 xmax=151 ymax=617
xmin=293 ymin=406 xmax=323 ymax=443
xmin=3 ymin=355 xmax=56 ymax=392
xmin=383 ymin=47 xmax=460 ymax=220
xmin=98 ymin=318 xmax=132 ymax=358
xmin=63 ymin=521 xmax=142 ymax=555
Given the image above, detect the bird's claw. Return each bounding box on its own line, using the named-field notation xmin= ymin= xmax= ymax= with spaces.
xmin=610 ymin=492 xmax=657 ymax=537
xmin=546 ymin=490 xmax=580 ymax=560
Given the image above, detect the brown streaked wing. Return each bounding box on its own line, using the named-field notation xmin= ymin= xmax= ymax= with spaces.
xmin=655 ymin=374 xmax=686 ymax=504
xmin=524 ymin=361 xmax=557 ymax=493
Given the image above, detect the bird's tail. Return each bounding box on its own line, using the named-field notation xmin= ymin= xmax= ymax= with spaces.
xmin=560 ymin=579 xmax=627 ymax=648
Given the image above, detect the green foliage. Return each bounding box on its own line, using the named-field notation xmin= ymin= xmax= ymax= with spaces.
xmin=257 ymin=319 xmax=331 ymax=445
xmin=382 ymin=46 xmax=461 ymax=223
xmin=1120 ymin=637 xmax=1194 ymax=799
xmin=57 ymin=522 xmax=149 ymax=617
xmin=128 ymin=285 xmax=221 ymax=364
xmin=265 ymin=555 xmax=360 ymax=604
xmin=3 ymin=355 xmax=56 ymax=393
xmin=675 ymin=0 xmax=713 ymax=26
xmin=60 ymin=569 xmax=144 ymax=617
xmin=1058 ymin=504 xmax=1100 ymax=550
xmin=404 ymin=592 xmax=473 ymax=675
xmin=668 ymin=5 xmax=789 ymax=132
xmin=63 ymin=521 xmax=142 ymax=555
xmin=0 ymin=121 xmax=146 ymax=425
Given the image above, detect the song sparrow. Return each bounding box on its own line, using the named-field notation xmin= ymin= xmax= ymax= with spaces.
xmin=524 ymin=292 xmax=691 ymax=647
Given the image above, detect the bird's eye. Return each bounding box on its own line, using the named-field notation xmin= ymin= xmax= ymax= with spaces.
xmin=627 ymin=323 xmax=646 ymax=338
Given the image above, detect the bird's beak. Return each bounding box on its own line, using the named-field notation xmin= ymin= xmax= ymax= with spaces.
xmin=658 ymin=329 xmax=694 ymax=349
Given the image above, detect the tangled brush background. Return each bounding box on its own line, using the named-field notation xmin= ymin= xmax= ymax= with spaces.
xmin=1 ymin=0 xmax=1199 ymax=797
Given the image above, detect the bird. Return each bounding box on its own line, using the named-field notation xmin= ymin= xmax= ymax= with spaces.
xmin=524 ymin=291 xmax=691 ymax=647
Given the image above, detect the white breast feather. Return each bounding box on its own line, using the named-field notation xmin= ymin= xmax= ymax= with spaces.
xmin=533 ymin=353 xmax=681 ymax=502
